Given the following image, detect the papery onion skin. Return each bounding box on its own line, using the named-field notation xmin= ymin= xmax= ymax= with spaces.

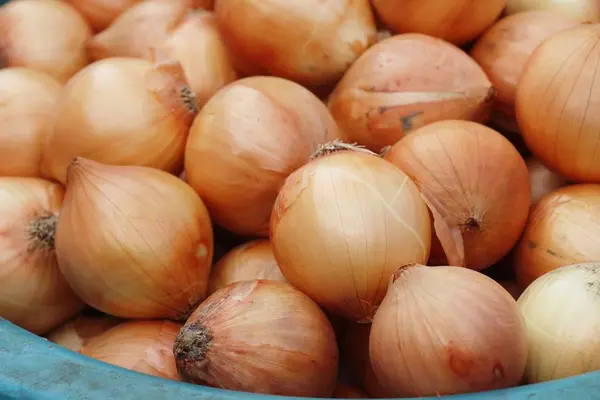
xmin=371 ymin=0 xmax=506 ymax=46
xmin=0 ymin=0 xmax=91 ymax=83
xmin=271 ymin=150 xmax=431 ymax=322
xmin=526 ymin=157 xmax=567 ymax=206
xmin=82 ymin=320 xmax=182 ymax=380
xmin=185 ymin=76 xmax=338 ymax=237
xmin=370 ymin=264 xmax=527 ymax=397
xmin=207 ymin=239 xmax=286 ymax=295
xmin=516 ymin=24 xmax=600 ymax=182
xmin=514 ymin=184 xmax=600 ymax=289
xmin=385 ymin=120 xmax=530 ymax=271
xmin=505 ymin=0 xmax=600 ymax=23
xmin=0 ymin=178 xmax=84 ymax=335
xmin=173 ymin=280 xmax=339 ymax=397
xmin=214 ymin=0 xmax=377 ymax=87
xmin=0 ymin=68 xmax=62 ymax=178
xmin=66 ymin=0 xmax=140 ymax=32
xmin=46 ymin=313 xmax=122 ymax=352
xmin=41 ymin=58 xmax=197 ymax=184
xmin=328 ymin=34 xmax=494 ymax=152
xmin=471 ymin=12 xmax=580 ymax=133
xmin=55 ymin=158 xmax=213 ymax=320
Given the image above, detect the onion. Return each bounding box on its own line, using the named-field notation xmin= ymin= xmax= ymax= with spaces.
xmin=207 ymin=239 xmax=286 ymax=295
xmin=184 ymin=76 xmax=338 ymax=236
xmin=0 ymin=0 xmax=91 ymax=83
xmin=471 ymin=12 xmax=580 ymax=133
xmin=0 ymin=178 xmax=83 ymax=335
xmin=271 ymin=145 xmax=431 ymax=322
xmin=81 ymin=320 xmax=182 ymax=380
xmin=155 ymin=11 xmax=237 ymax=107
xmin=333 ymin=383 xmax=368 ymax=398
xmin=0 ymin=68 xmax=61 ymax=178
xmin=46 ymin=312 xmax=121 ymax=352
xmin=173 ymin=280 xmax=339 ymax=396
xmin=527 ymin=157 xmax=567 ymax=206
xmin=65 ymin=0 xmax=140 ymax=32
xmin=370 ymin=264 xmax=528 ymax=397
xmin=87 ymin=0 xmax=191 ymax=61
xmin=328 ymin=34 xmax=494 ymax=152
xmin=41 ymin=58 xmax=197 ymax=184
xmin=55 ymin=158 xmax=213 ymax=320
xmin=518 ymin=263 xmax=600 ymax=382
xmin=505 ymin=0 xmax=600 ymax=22
xmin=385 ymin=120 xmax=530 ymax=271
xmin=516 ymin=24 xmax=600 ymax=182
xmin=371 ymin=0 xmax=505 ymax=46
xmin=192 ymin=0 xmax=214 ymax=9
xmin=214 ymin=0 xmax=377 ymax=87
xmin=514 ymin=184 xmax=600 ymax=289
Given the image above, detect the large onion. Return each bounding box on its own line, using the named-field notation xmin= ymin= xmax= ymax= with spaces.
xmin=505 ymin=0 xmax=600 ymax=22
xmin=328 ymin=34 xmax=493 ymax=152
xmin=46 ymin=312 xmax=121 ymax=352
xmin=66 ymin=0 xmax=140 ymax=32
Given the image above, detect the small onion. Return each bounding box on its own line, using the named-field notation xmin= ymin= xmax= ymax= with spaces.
xmin=55 ymin=158 xmax=214 ymax=320
xmin=271 ymin=146 xmax=431 ymax=322
xmin=82 ymin=320 xmax=182 ymax=380
xmin=505 ymin=0 xmax=600 ymax=22
xmin=514 ymin=184 xmax=600 ymax=289
xmin=207 ymin=239 xmax=286 ymax=295
xmin=370 ymin=264 xmax=528 ymax=397
xmin=65 ymin=0 xmax=140 ymax=32
xmin=0 ymin=0 xmax=91 ymax=83
xmin=41 ymin=58 xmax=197 ymax=184
xmin=184 ymin=76 xmax=338 ymax=236
xmin=0 ymin=68 xmax=62 ymax=178
xmin=385 ymin=120 xmax=530 ymax=271
xmin=214 ymin=0 xmax=377 ymax=87
xmin=516 ymin=24 xmax=600 ymax=182
xmin=0 ymin=178 xmax=84 ymax=335
xmin=46 ymin=312 xmax=121 ymax=352
xmin=371 ymin=0 xmax=505 ymax=46
xmin=173 ymin=280 xmax=339 ymax=397
xmin=526 ymin=157 xmax=567 ymax=206
xmin=328 ymin=34 xmax=494 ymax=152
xmin=333 ymin=383 xmax=368 ymax=398
xmin=471 ymin=12 xmax=580 ymax=133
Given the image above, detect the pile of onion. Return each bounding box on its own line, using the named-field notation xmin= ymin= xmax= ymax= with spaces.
xmin=184 ymin=76 xmax=338 ymax=236
xmin=66 ymin=0 xmax=140 ymax=32
xmin=173 ymin=280 xmax=339 ymax=397
xmin=385 ymin=120 xmax=530 ymax=271
xmin=55 ymin=158 xmax=214 ymax=320
xmin=0 ymin=0 xmax=91 ymax=83
xmin=505 ymin=0 xmax=600 ymax=22
xmin=46 ymin=312 xmax=121 ymax=352
xmin=526 ymin=158 xmax=567 ymax=206
xmin=328 ymin=34 xmax=493 ymax=152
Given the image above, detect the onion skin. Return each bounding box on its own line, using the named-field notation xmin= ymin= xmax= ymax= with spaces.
xmin=0 ymin=178 xmax=84 ymax=335
xmin=207 ymin=239 xmax=286 ymax=295
xmin=0 ymin=0 xmax=91 ymax=83
xmin=82 ymin=320 xmax=182 ymax=381
xmin=505 ymin=0 xmax=600 ymax=23
xmin=514 ymin=184 xmax=600 ymax=289
xmin=371 ymin=0 xmax=506 ymax=46
xmin=526 ymin=157 xmax=567 ymax=206
xmin=370 ymin=264 xmax=527 ymax=397
xmin=214 ymin=0 xmax=377 ymax=87
xmin=173 ymin=280 xmax=339 ymax=397
xmin=0 ymin=68 xmax=62 ymax=178
xmin=46 ymin=313 xmax=122 ymax=352
xmin=55 ymin=158 xmax=214 ymax=320
xmin=328 ymin=34 xmax=494 ymax=152
xmin=66 ymin=0 xmax=140 ymax=32
xmin=42 ymin=58 xmax=197 ymax=184
xmin=185 ymin=76 xmax=338 ymax=237
xmin=471 ymin=12 xmax=580 ymax=133
xmin=516 ymin=24 xmax=600 ymax=182
xmin=385 ymin=120 xmax=530 ymax=271
xmin=271 ymin=150 xmax=431 ymax=322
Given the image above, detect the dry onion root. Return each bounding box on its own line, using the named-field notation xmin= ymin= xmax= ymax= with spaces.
xmin=46 ymin=312 xmax=122 ymax=352
xmin=66 ymin=0 xmax=140 ymax=32
xmin=505 ymin=0 xmax=600 ymax=22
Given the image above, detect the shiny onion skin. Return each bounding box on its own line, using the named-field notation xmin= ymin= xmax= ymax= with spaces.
xmin=55 ymin=159 xmax=214 ymax=320
xmin=505 ymin=0 xmax=600 ymax=23
xmin=271 ymin=150 xmax=431 ymax=322
xmin=371 ymin=0 xmax=505 ymax=46
xmin=370 ymin=264 xmax=527 ymax=397
xmin=46 ymin=313 xmax=122 ymax=352
xmin=0 ymin=0 xmax=91 ymax=83
xmin=527 ymin=157 xmax=567 ymax=206
xmin=66 ymin=0 xmax=140 ymax=32
xmin=214 ymin=0 xmax=378 ymax=87
xmin=207 ymin=239 xmax=286 ymax=295
xmin=514 ymin=184 xmax=600 ymax=289
xmin=81 ymin=320 xmax=182 ymax=381
xmin=328 ymin=34 xmax=494 ymax=152
xmin=0 ymin=178 xmax=84 ymax=335
xmin=516 ymin=24 xmax=600 ymax=182
xmin=471 ymin=12 xmax=580 ymax=133
xmin=42 ymin=58 xmax=197 ymax=184
xmin=185 ymin=76 xmax=338 ymax=237
xmin=0 ymin=68 xmax=62 ymax=178
xmin=173 ymin=280 xmax=339 ymax=397
xmin=385 ymin=120 xmax=530 ymax=271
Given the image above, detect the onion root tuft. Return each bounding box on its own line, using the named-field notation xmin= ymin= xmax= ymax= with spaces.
xmin=29 ymin=212 xmax=58 ymax=252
